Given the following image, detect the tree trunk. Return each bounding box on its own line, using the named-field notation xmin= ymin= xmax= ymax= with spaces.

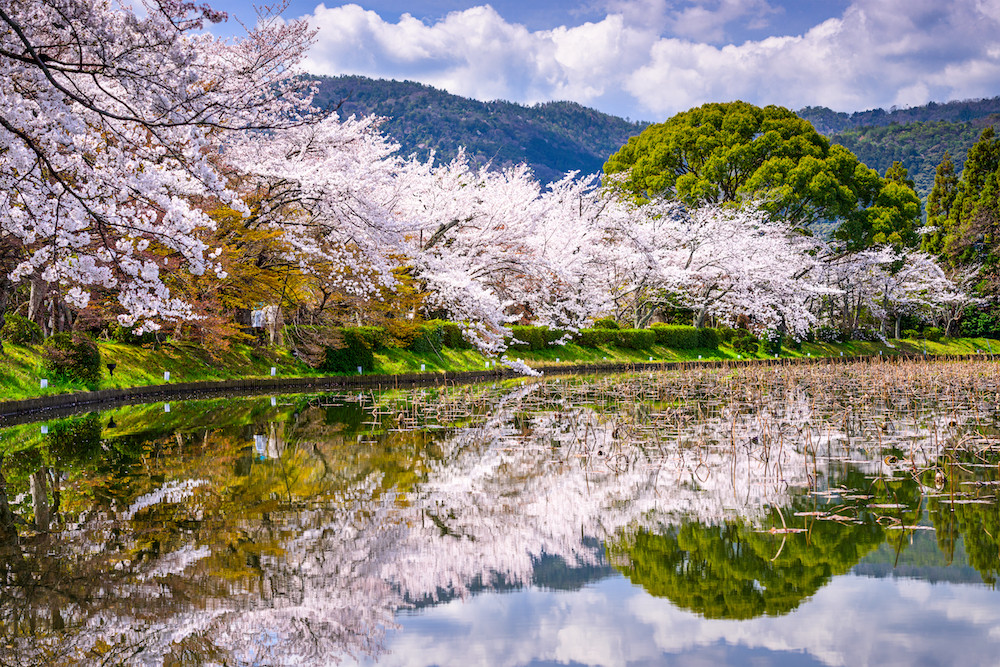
xmin=0 ymin=455 xmax=19 ymax=547
xmin=267 ymin=305 xmax=284 ymax=346
xmin=28 ymin=274 xmax=46 ymax=331
xmin=894 ymin=314 xmax=902 ymax=339
xmin=0 ymin=276 xmax=10 ymax=355
xmin=30 ymin=468 xmax=50 ymax=532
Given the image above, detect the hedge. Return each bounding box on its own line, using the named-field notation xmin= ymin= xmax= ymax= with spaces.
xmin=616 ymin=328 xmax=656 ymax=349
xmin=575 ymin=328 xmax=616 ymax=348
xmin=697 ymin=327 xmax=720 ymax=349
xmin=650 ymin=324 xmax=700 ymax=349
xmin=508 ymin=325 xmax=549 ymax=351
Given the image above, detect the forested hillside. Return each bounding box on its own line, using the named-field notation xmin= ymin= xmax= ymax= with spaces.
xmin=829 ymin=116 xmax=1000 ymax=196
xmin=798 ymin=98 xmax=1000 ymax=134
xmin=313 ymin=75 xmax=648 ymax=184
xmin=797 ymin=99 xmax=1000 ymax=197
xmin=312 ymin=75 xmax=999 ymax=199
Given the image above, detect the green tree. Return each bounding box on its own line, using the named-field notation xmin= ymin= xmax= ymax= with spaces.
xmin=604 ymin=101 xmax=921 ymax=249
xmin=608 ymin=502 xmax=886 ymax=619
xmin=922 ymin=152 xmax=960 ymax=255
xmin=940 ymin=127 xmax=1000 ymax=273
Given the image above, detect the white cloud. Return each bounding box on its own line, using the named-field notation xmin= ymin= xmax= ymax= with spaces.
xmin=298 ymin=0 xmax=1000 ymax=119
xmin=343 ymin=575 xmax=1000 ymax=666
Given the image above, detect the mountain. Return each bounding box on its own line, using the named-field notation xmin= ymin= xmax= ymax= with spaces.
xmin=311 ymin=75 xmax=648 ymax=184
xmin=309 ymin=74 xmax=998 ymax=199
xmin=798 ymin=97 xmax=1000 ymax=135
xmin=829 ymin=116 xmax=1000 ymax=196
xmin=798 ymin=99 xmax=1000 ymax=197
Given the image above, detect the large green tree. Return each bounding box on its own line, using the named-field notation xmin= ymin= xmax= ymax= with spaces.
xmin=939 ymin=127 xmax=1000 ymax=271
xmin=922 ymin=152 xmax=960 ymax=256
xmin=924 ymin=128 xmax=1000 ymax=335
xmin=604 ymin=101 xmax=921 ymax=248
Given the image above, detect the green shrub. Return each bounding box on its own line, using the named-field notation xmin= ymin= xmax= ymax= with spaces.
xmin=616 ymin=328 xmax=656 ymax=349
xmin=0 ymin=312 xmax=42 ymax=345
xmin=761 ymin=329 xmax=783 ymax=354
xmin=924 ymin=326 xmax=943 ymax=342
xmin=732 ymin=331 xmax=759 ymax=356
xmin=576 ymin=328 xmax=615 ymax=348
xmin=440 ymin=322 xmax=472 ymax=349
xmin=717 ymin=326 xmax=736 ymax=343
xmin=107 ymin=322 xmax=158 ymax=345
xmin=902 ymin=329 xmax=920 ymax=339
xmin=814 ymin=326 xmax=844 ymax=343
xmin=697 ymin=327 xmax=720 ymax=349
xmin=508 ymin=325 xmax=549 ymax=351
xmin=650 ymin=324 xmax=700 ymax=349
xmin=545 ymin=328 xmax=570 ymax=345
xmin=592 ymin=317 xmax=620 ymax=330
xmin=408 ymin=321 xmax=444 ymax=354
xmin=42 ymin=332 xmax=102 ymax=386
xmin=320 ymin=328 xmax=375 ymax=373
xmin=352 ymin=326 xmax=388 ymax=351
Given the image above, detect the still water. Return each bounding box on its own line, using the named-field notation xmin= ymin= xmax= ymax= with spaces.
xmin=2 ymin=361 xmax=1000 ymax=666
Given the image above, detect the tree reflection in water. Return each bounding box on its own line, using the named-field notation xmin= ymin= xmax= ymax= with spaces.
xmin=0 ymin=361 xmax=999 ymax=664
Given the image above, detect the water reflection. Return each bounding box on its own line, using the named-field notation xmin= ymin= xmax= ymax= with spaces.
xmin=1 ymin=361 xmax=999 ymax=665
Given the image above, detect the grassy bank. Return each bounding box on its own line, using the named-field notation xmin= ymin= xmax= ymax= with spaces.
xmin=1 ymin=335 xmax=998 ymax=403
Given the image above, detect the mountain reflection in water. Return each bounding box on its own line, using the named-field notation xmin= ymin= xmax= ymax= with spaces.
xmin=2 ymin=361 xmax=1000 ymax=666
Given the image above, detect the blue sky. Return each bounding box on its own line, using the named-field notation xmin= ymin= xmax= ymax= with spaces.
xmin=206 ymin=1 xmax=1000 ymax=121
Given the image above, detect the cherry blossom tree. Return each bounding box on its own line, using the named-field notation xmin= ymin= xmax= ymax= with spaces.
xmin=227 ymin=119 xmax=611 ymax=355
xmin=0 ymin=0 xmax=314 ymax=343
xmin=813 ymin=247 xmax=973 ymax=337
xmin=594 ymin=198 xmax=823 ymax=336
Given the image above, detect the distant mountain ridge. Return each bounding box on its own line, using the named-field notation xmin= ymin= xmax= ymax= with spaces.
xmin=312 ymin=75 xmax=648 ymax=184
xmin=797 ymin=97 xmax=1000 ymax=135
xmin=798 ymin=99 xmax=1000 ymax=197
xmin=310 ymin=74 xmax=998 ymax=198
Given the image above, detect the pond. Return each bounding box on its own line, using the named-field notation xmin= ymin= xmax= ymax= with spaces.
xmin=2 ymin=360 xmax=1000 ymax=666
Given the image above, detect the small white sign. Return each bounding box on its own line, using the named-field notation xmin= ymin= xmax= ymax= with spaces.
xmin=40 ymin=425 xmax=48 ymax=434
xmin=270 ymin=397 xmax=277 ymax=406
xmin=164 ymin=403 xmax=170 ymax=413
xmin=164 ymin=371 xmax=170 ymax=381
xmin=40 ymin=379 xmax=48 ymax=389
xmin=270 ymin=367 xmax=277 ymax=376
xmin=421 ymin=364 xmax=425 ymax=371
xmin=356 ymin=366 xmax=362 ymax=374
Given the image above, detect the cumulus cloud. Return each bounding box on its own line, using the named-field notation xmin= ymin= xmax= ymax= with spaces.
xmin=349 ymin=575 xmax=1000 ymax=666
xmin=299 ymin=0 xmax=1000 ymax=119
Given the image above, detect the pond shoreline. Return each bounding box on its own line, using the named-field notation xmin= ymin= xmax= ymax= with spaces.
xmin=0 ymin=352 xmax=993 ymax=424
